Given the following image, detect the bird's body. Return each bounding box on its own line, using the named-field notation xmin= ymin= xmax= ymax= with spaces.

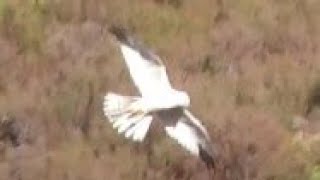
xmin=103 ymin=26 xmax=215 ymax=168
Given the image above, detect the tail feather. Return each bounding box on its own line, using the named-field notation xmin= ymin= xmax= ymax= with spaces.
xmin=123 ymin=115 xmax=152 ymax=141
xmin=132 ymin=116 xmax=153 ymax=141
xmin=117 ymin=114 xmax=142 ymax=134
xmin=112 ymin=113 xmax=131 ymax=129
xmin=103 ymin=93 xmax=137 ymax=121
xmin=103 ymin=92 xmax=153 ymax=142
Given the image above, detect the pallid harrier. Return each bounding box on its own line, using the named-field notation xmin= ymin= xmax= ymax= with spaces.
xmin=103 ymin=26 xmax=215 ymax=168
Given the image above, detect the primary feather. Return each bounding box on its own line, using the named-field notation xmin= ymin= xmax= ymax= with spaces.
xmin=156 ymin=108 xmax=214 ymax=167
xmin=109 ymin=26 xmax=172 ymax=97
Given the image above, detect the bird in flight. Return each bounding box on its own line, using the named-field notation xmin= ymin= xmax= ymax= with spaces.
xmin=103 ymin=26 xmax=215 ymax=168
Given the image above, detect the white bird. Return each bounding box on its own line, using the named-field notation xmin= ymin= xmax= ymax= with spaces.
xmin=103 ymin=26 xmax=215 ymax=168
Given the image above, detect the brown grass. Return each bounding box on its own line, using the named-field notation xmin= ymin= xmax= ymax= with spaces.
xmin=0 ymin=0 xmax=320 ymax=179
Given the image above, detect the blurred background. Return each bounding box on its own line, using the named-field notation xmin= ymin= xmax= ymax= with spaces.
xmin=0 ymin=0 xmax=320 ymax=179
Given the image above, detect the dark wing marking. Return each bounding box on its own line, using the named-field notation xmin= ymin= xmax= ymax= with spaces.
xmin=154 ymin=107 xmax=184 ymax=126
xmin=155 ymin=108 xmax=215 ymax=168
xmin=155 ymin=108 xmax=209 ymax=141
xmin=109 ymin=25 xmax=163 ymax=66
xmin=199 ymin=145 xmax=215 ymax=168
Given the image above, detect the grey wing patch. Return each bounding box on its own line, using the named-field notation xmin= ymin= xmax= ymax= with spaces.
xmin=155 ymin=108 xmax=205 ymax=138
xmin=155 ymin=108 xmax=215 ymax=168
xmin=109 ymin=25 xmax=163 ymax=66
xmin=154 ymin=107 xmax=183 ymax=126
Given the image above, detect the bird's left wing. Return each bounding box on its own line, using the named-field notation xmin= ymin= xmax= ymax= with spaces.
xmin=156 ymin=108 xmax=215 ymax=168
xmin=109 ymin=26 xmax=172 ymax=97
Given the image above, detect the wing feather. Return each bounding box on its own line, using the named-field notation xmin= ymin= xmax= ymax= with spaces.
xmin=109 ymin=26 xmax=172 ymax=97
xmin=156 ymin=108 xmax=215 ymax=167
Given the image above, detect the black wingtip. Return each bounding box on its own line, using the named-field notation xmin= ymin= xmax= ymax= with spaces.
xmin=108 ymin=25 xmax=130 ymax=43
xmin=199 ymin=145 xmax=215 ymax=169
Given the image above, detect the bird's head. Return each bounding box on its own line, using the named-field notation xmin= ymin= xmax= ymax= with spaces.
xmin=177 ymin=91 xmax=190 ymax=108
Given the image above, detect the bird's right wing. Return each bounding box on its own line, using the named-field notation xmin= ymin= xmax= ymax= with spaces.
xmin=156 ymin=108 xmax=215 ymax=168
xmin=109 ymin=26 xmax=172 ymax=97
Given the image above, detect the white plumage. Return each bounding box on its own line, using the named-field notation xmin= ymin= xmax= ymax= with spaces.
xmin=103 ymin=26 xmax=215 ymax=167
xmin=119 ymin=44 xmax=172 ymax=97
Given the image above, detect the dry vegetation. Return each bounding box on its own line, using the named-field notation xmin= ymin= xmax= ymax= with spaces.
xmin=0 ymin=0 xmax=320 ymax=179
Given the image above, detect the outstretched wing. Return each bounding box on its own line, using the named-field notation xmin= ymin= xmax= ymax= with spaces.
xmin=109 ymin=26 xmax=172 ymax=97
xmin=156 ymin=108 xmax=215 ymax=168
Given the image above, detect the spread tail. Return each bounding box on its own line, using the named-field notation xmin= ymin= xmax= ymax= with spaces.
xmin=103 ymin=92 xmax=152 ymax=141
